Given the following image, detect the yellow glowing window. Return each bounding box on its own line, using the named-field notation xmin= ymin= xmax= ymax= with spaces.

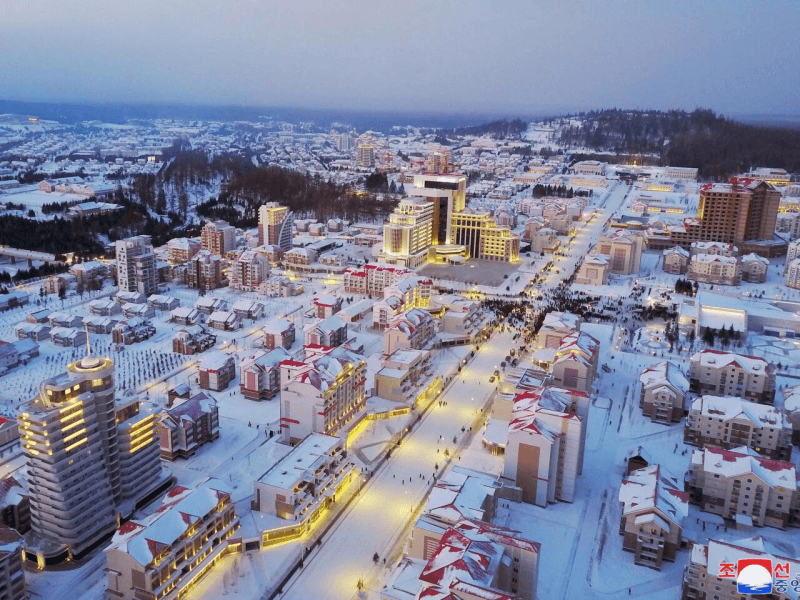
xmin=93 ymin=379 xmax=103 ymax=386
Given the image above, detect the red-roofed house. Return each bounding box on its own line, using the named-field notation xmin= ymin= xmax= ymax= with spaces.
xmin=384 ymin=308 xmax=436 ymax=355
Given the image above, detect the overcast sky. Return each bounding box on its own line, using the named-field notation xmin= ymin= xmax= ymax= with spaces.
xmin=1 ymin=0 xmax=798 ymax=116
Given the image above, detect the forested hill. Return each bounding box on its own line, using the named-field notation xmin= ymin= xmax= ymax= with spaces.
xmin=447 ymin=118 xmax=528 ymax=139
xmin=554 ymin=108 xmax=800 ymax=179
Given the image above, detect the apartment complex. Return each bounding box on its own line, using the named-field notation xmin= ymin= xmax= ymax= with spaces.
xmin=186 ymin=250 xmax=223 ymax=290
xmin=684 ymin=396 xmax=792 ymax=461
xmin=504 ymin=387 xmax=588 ymax=507
xmin=618 ymin=464 xmax=688 ymax=570
xmin=18 ymin=355 xmax=163 ymax=564
xmin=239 ymin=348 xmax=290 ymax=400
xmin=342 ymin=263 xmax=413 ymax=296
xmin=681 ymin=536 xmax=799 ymax=600
xmin=115 ymin=236 xmax=157 ymax=296
xmin=688 ymin=350 xmax=775 ymax=404
xmin=741 ymin=253 xmax=769 ymax=283
xmin=375 ymin=349 xmax=433 ymax=404
xmin=258 ymin=202 xmax=293 ymax=251
xmin=279 ymin=345 xmax=367 ymax=444
xmin=105 ymin=478 xmax=239 ymax=600
xmin=229 ymin=250 xmax=270 ymax=291
xmin=262 ymin=318 xmax=295 ymax=350
xmin=662 ymin=246 xmax=690 ymax=274
xmin=639 ymin=361 xmax=689 ymax=423
xmin=686 ymin=446 xmax=798 ymax=529
xmin=200 ymin=220 xmax=236 ymax=256
xmin=384 ymin=308 xmax=436 ymax=355
xmin=550 ymin=330 xmax=599 ymax=394
xmin=254 ymin=433 xmax=356 ymax=521
xmin=166 ymin=237 xmax=200 ymax=264
xmin=687 ymin=254 xmax=742 ymax=286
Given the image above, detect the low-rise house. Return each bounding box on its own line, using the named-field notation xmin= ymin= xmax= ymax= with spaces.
xmin=686 ymin=445 xmax=799 ymax=529
xmin=231 ymin=299 xmax=265 ymax=320
xmin=172 ymin=326 xmax=216 ymax=355
xmin=375 ymin=349 xmax=433 ymax=404
xmin=13 ymin=322 xmax=50 ymax=342
xmin=618 ymin=464 xmax=688 ymax=570
xmin=207 ymin=310 xmax=242 ymax=331
xmin=198 ymin=351 xmax=236 ymax=391
xmin=104 ymin=478 xmax=238 ymax=600
xmin=159 ymin=392 xmax=220 ymax=459
xmin=259 ymin=275 xmax=297 ymax=297
xmin=195 ymin=296 xmax=226 ymax=315
xmin=684 ymin=395 xmax=792 ymax=461
xmin=0 ymin=292 xmax=28 ymax=311
xmin=262 ymin=318 xmax=295 ymax=350
xmin=88 ymin=298 xmax=121 ymax=316
xmin=50 ymin=326 xmax=86 ymax=347
xmin=689 ymin=350 xmax=775 ymax=404
xmin=82 ymin=315 xmax=118 ymax=334
xmin=47 ymin=312 xmax=82 ymax=328
xmin=639 ymin=361 xmax=689 ymax=423
xmin=115 ymin=290 xmax=146 ymax=305
xmin=663 ymin=246 xmax=690 ymax=274
xmin=112 ymin=318 xmax=156 ymax=345
xmin=253 ymin=433 xmax=356 ymax=521
xmin=239 ymin=348 xmax=290 ymax=400
xmin=147 ymin=294 xmax=180 ymax=311
xmin=169 ymin=306 xmax=199 ymax=326
xmin=121 ymin=302 xmax=155 ymax=319
xmin=25 ymin=309 xmax=50 ymax=324
xmin=384 ymin=308 xmax=436 ymax=355
xmin=303 ymin=315 xmax=348 ymax=348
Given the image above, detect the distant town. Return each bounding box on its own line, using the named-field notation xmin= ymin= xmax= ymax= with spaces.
xmin=0 ymin=109 xmax=799 ymax=600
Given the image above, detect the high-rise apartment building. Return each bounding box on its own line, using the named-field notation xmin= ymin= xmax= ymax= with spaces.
xmin=18 ymin=355 xmax=163 ymax=565
xmin=258 ymin=202 xmax=294 ymax=250
xmin=200 ymin=220 xmax=236 ymax=256
xmin=115 ymin=236 xmax=157 ymax=296
xmin=358 ymin=145 xmax=375 ymax=167
xmin=229 ymin=250 xmax=270 ymax=291
xmin=382 ymin=198 xmax=434 ymax=267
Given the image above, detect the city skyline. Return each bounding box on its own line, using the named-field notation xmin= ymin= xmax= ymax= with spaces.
xmin=1 ymin=0 xmax=799 ymax=116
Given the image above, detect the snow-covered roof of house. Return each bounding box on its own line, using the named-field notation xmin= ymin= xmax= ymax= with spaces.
xmin=690 ymin=349 xmax=769 ymax=375
xmin=170 ymin=306 xmax=197 ymax=318
xmin=639 ymin=361 xmax=689 ymax=392
xmin=313 ymin=294 xmax=341 ymax=307
xmin=454 ymin=519 xmax=540 ymax=555
xmin=263 ymin=318 xmax=294 ymax=335
xmin=241 ymin=348 xmax=291 ymax=373
xmin=541 ymin=311 xmax=580 ymax=333
xmin=208 ymin=310 xmax=238 ymax=322
xmin=692 ymin=446 xmax=796 ymax=490
xmin=419 ymin=528 xmax=504 ymax=591
xmin=691 ymin=241 xmax=737 ymax=252
xmin=287 ymin=345 xmax=365 ymax=393
xmin=663 ymin=246 xmax=690 ymax=258
xmin=509 ymin=386 xmax=585 ymax=438
xmin=691 ymin=395 xmax=787 ymax=428
xmin=107 ymin=478 xmax=232 ymax=567
xmin=782 ymin=383 xmax=800 ymax=415
xmin=556 ymin=330 xmax=599 ymax=357
xmin=257 ymin=433 xmax=341 ymax=490
xmin=199 ymin=350 xmax=233 ymax=371
xmin=741 ymin=253 xmax=769 ymax=265
xmin=690 ymin=254 xmax=739 ymax=265
xmin=619 ymin=464 xmax=688 ymax=526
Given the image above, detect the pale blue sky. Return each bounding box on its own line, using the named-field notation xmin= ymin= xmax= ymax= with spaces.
xmin=1 ymin=0 xmax=797 ymax=115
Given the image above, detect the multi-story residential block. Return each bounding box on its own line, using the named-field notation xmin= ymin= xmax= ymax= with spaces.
xmin=687 ymin=254 xmax=742 ymax=285
xmin=504 ymin=387 xmax=588 ymax=506
xmin=684 ymin=395 xmax=792 ymax=460
xmin=595 ymin=230 xmax=644 ymax=275
xmin=782 ymin=384 xmax=800 ymax=445
xmin=639 ymin=361 xmax=689 ymax=423
xmin=372 ymin=296 xmax=405 ymax=330
xmin=201 ymin=220 xmax=236 ymax=256
xmin=618 ymin=464 xmax=688 ymax=570
xmin=787 ymin=258 xmax=800 ymax=290
xmin=342 ymin=263 xmax=413 ymax=296
xmin=384 ymin=308 xmax=436 ymax=355
xmin=259 ymin=275 xmax=297 ymax=297
xmin=689 ymin=350 xmax=775 ymax=403
xmin=229 ymin=250 xmax=270 ymax=291
xmin=686 ymin=445 xmax=798 ymax=529
xmin=258 ymin=202 xmax=293 ymax=251
xmin=681 ymin=536 xmax=799 ymax=600
xmin=116 ymin=236 xmax=157 ymax=295
xmin=303 ymin=315 xmax=348 ymax=348
xmin=185 ymin=250 xmax=223 ymax=290
xmin=0 ymin=527 xmax=25 ymax=600
xmin=197 ymin=352 xmax=236 ymax=391
xmin=386 ymin=276 xmax=432 ymax=309
xmin=166 ymin=237 xmax=200 ymax=264
xmin=551 ymin=330 xmax=599 ymax=394
xmin=159 ymin=392 xmax=219 ymax=460
xmin=254 ymin=433 xmax=356 ymax=521
xmin=105 ymin=478 xmax=238 ymax=600
xmin=171 ymin=326 xmax=215 ymax=355
xmin=741 ymin=253 xmax=769 ymax=283
xmin=313 ymin=294 xmax=342 ymax=318
xmin=574 ymin=254 xmax=609 ymax=285
xmin=18 ymin=355 xmax=164 ymax=565
xmin=534 ymin=311 xmax=582 ymax=349
xmin=358 ymin=144 xmax=375 ymax=167
xmin=440 ymin=298 xmax=481 ymax=337
xmin=262 ymin=318 xmax=295 ymax=350
xmin=239 ymin=348 xmax=290 ymax=400
xmin=279 ymin=345 xmax=367 ymax=444
xmin=663 ymin=246 xmax=690 ymax=274
xmin=375 ymin=349 xmax=433 ymax=404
